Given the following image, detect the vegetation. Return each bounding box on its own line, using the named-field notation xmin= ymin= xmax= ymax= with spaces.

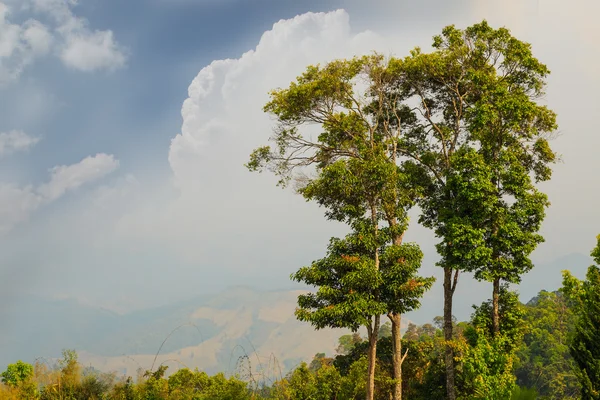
xmin=248 ymin=53 xmax=435 ymax=400
xmin=248 ymin=18 xmax=562 ymax=400
xmin=0 ymin=289 xmax=589 ymax=399
xmin=3 ymin=19 xmax=598 ymax=400
xmin=561 ymin=236 xmax=600 ymax=399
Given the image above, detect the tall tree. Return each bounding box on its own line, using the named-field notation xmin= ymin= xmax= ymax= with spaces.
xmin=291 ymin=229 xmax=385 ymax=400
xmin=562 ymin=235 xmax=600 ymax=400
xmin=459 ymin=22 xmax=557 ymax=336
xmin=394 ymin=44 xmax=493 ymax=400
xmin=391 ymin=21 xmax=557 ymax=398
xmin=248 ymin=54 xmax=433 ymax=400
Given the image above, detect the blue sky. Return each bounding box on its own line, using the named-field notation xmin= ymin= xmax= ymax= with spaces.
xmin=0 ymin=0 xmax=599 ymax=321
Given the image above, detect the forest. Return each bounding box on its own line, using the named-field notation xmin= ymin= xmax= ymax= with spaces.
xmin=2 ymin=20 xmax=599 ymax=400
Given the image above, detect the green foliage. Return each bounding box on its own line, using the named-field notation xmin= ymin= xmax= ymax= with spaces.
xmin=308 ymin=353 xmax=334 ymax=373
xmin=0 ymin=350 xmax=259 ymax=400
xmin=511 ymin=386 xmax=539 ymax=400
xmin=592 ymin=235 xmax=600 ymax=265
xmin=401 ymin=338 xmax=446 ymax=399
xmin=469 ymin=286 xmax=525 ymax=347
xmin=140 ymin=365 xmax=170 ymax=399
xmin=0 ymin=360 xmax=37 ymax=400
xmin=378 ymin=322 xmax=392 ymax=339
xmin=1 ymin=361 xmax=34 ymax=387
xmin=292 ymin=232 xmax=433 ymax=331
xmin=388 ymin=20 xmax=558 ymax=399
xmin=292 ymin=232 xmax=387 ymax=332
xmin=285 ymin=361 xmax=343 ymax=400
xmin=339 ymin=356 xmax=369 ymax=399
xmin=456 ymin=332 xmax=518 ymax=399
xmin=249 ymin=52 xmax=434 ymax=400
xmin=561 ymin=236 xmax=600 ymax=400
xmin=78 ymin=372 xmax=115 ymax=400
xmin=403 ymin=19 xmax=557 ymax=290
xmin=455 ymin=289 xmax=524 ymax=399
xmin=0 ymin=291 xmax=593 ymax=400
xmin=332 ymin=326 xmax=447 ymax=400
xmin=249 ymin=19 xmax=559 ymax=400
xmin=514 ymin=290 xmax=579 ymax=399
xmin=336 ymin=332 xmax=363 ymax=355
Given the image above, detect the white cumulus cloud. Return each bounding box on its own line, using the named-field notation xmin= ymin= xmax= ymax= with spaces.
xmin=21 ymin=18 xmax=53 ymax=54
xmin=31 ymin=0 xmax=127 ymax=72
xmin=60 ymin=29 xmax=125 ymax=72
xmin=38 ymin=153 xmax=120 ymax=201
xmin=0 ymin=184 xmax=42 ymax=235
xmin=0 ymin=0 xmax=126 ymax=84
xmin=117 ymin=10 xmax=394 ymax=267
xmin=31 ymin=0 xmax=126 ymax=71
xmin=169 ymin=10 xmax=385 ymax=188
xmin=0 ymin=2 xmax=52 ymax=84
xmin=0 ymin=130 xmax=40 ymax=156
xmin=0 ymin=153 xmax=119 ymax=233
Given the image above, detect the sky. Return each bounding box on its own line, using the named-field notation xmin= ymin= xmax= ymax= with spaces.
xmin=0 ymin=0 xmax=599 ymax=322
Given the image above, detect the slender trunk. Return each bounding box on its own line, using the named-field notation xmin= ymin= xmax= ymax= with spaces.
xmin=365 ymin=201 xmax=380 ymax=400
xmin=390 ymin=312 xmax=405 ymax=400
xmin=366 ymin=316 xmax=381 ymax=400
xmin=491 ymin=208 xmax=500 ymax=336
xmin=387 ymin=216 xmax=406 ymax=400
xmin=443 ymin=267 xmax=457 ymax=400
xmin=492 ymin=277 xmax=500 ymax=335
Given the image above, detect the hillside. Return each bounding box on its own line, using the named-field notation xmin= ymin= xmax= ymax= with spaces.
xmin=1 ymin=251 xmax=589 ymax=378
xmin=1 ymin=287 xmax=365 ymax=377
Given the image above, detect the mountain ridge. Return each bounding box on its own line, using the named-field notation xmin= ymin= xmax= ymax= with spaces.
xmin=1 ymin=252 xmax=590 ymax=376
xmin=0 ymin=287 xmax=352 ymax=376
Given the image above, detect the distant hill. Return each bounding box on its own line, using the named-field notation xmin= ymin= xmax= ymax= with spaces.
xmin=0 ymin=287 xmax=367 ymax=377
xmin=519 ymin=252 xmax=592 ymax=301
xmin=2 ymin=252 xmax=588 ymax=377
xmin=405 ymin=252 xmax=593 ymax=324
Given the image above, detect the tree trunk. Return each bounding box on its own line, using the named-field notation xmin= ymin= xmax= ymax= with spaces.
xmin=492 ymin=277 xmax=500 ymax=335
xmin=389 ymin=217 xmax=405 ymax=400
xmin=443 ymin=267 xmax=457 ymax=400
xmin=390 ymin=312 xmax=404 ymax=400
xmin=366 ymin=315 xmax=381 ymax=400
xmin=366 ymin=201 xmax=380 ymax=400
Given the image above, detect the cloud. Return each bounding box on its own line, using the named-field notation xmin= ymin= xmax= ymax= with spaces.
xmin=21 ymin=18 xmax=53 ymax=54
xmin=116 ymin=10 xmax=395 ymax=268
xmin=170 ymin=10 xmax=383 ymax=185
xmin=59 ymin=29 xmax=125 ymax=71
xmin=0 ymin=0 xmax=126 ymax=84
xmin=0 ymin=184 xmax=42 ymax=235
xmin=29 ymin=0 xmax=127 ymax=71
xmin=468 ymin=0 xmax=600 ymax=83
xmin=0 ymin=153 xmax=119 ymax=233
xmin=0 ymin=130 xmax=40 ymax=156
xmin=38 ymin=153 xmax=120 ymax=201
xmin=0 ymin=3 xmax=53 ymax=84
xmin=1 ymin=5 xmax=599 ymax=318
xmin=107 ymin=5 xmax=600 ymax=309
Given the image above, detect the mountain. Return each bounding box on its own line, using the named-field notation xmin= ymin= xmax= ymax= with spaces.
xmin=0 ymin=287 xmax=358 ymax=377
xmin=403 ymin=252 xmax=593 ymax=324
xmin=519 ymin=252 xmax=592 ymax=301
xmin=3 ymin=252 xmax=586 ymax=378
